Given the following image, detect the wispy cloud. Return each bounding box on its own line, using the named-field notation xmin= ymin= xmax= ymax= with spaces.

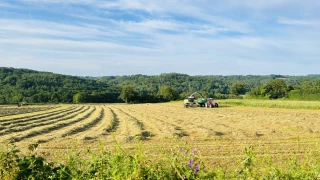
xmin=0 ymin=2 xmax=16 ymax=8
xmin=1 ymin=0 xmax=320 ymax=76
xmin=278 ymin=18 xmax=320 ymax=27
xmin=0 ymin=19 xmax=127 ymax=39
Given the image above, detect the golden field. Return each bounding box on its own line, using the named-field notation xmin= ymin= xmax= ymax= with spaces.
xmin=1 ymin=101 xmax=320 ymax=168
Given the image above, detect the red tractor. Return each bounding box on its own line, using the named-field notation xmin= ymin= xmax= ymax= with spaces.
xmin=205 ymin=98 xmax=219 ymax=108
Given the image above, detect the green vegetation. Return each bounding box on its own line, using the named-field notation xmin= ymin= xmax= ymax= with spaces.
xmin=119 ymin=86 xmax=138 ymax=103
xmin=219 ymin=99 xmax=320 ymax=110
xmin=1 ymin=67 xmax=320 ymax=104
xmin=0 ymin=67 xmax=119 ymax=104
xmin=1 ymin=143 xmax=319 ymax=179
xmin=230 ymin=82 xmax=248 ymax=96
xmin=158 ymin=85 xmax=180 ymax=101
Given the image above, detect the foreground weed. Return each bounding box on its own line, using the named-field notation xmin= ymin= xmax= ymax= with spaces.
xmin=0 ymin=144 xmax=19 ymax=180
xmin=1 ymin=142 xmax=320 ymax=179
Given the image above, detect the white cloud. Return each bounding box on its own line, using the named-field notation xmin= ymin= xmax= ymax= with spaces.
xmin=0 ymin=19 xmax=127 ymax=39
xmin=278 ymin=18 xmax=320 ymax=27
xmin=0 ymin=37 xmax=159 ymax=53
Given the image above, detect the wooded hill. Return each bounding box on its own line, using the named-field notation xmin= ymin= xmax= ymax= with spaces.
xmin=1 ymin=67 xmax=320 ymax=104
xmin=0 ymin=67 xmax=119 ymax=104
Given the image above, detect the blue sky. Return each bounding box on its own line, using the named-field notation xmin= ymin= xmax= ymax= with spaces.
xmin=1 ymin=0 xmax=319 ymax=76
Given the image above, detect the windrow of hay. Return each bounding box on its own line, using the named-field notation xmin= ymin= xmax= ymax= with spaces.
xmin=0 ymin=106 xmax=87 ymax=137
xmin=0 ymin=105 xmax=62 ymax=121
xmin=0 ymin=105 xmax=58 ymax=117
xmin=2 ymin=106 xmax=95 ymax=143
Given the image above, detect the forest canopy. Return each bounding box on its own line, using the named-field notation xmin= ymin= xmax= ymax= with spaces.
xmin=1 ymin=67 xmax=320 ymax=104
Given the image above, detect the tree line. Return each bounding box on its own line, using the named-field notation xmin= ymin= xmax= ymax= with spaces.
xmin=0 ymin=67 xmax=120 ymax=104
xmin=1 ymin=67 xmax=320 ymax=104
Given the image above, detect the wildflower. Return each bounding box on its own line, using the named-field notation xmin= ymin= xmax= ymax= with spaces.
xmin=182 ymin=176 xmax=186 ymax=180
xmin=193 ymin=148 xmax=197 ymax=155
xmin=188 ymin=158 xmax=193 ymax=168
xmin=195 ymin=164 xmax=200 ymax=172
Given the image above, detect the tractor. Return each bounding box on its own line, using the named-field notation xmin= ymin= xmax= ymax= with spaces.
xmin=183 ymin=92 xmax=218 ymax=108
xmin=205 ymin=98 xmax=219 ymax=108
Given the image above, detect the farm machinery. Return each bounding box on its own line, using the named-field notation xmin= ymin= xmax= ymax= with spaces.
xmin=183 ymin=92 xmax=219 ymax=108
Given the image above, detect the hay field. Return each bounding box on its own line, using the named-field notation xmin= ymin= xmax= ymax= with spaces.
xmin=1 ymin=102 xmax=320 ymax=167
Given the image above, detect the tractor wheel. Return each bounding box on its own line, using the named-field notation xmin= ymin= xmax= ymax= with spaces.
xmin=209 ymin=104 xmax=213 ymax=108
xmin=215 ymin=103 xmax=219 ymax=107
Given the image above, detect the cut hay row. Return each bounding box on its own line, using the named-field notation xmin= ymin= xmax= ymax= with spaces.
xmin=3 ymin=106 xmax=96 ymax=143
xmin=0 ymin=106 xmax=58 ymax=117
xmin=75 ymin=107 xmax=115 ymax=140
xmin=0 ymin=106 xmax=84 ymax=127
xmin=110 ymin=107 xmax=144 ymax=142
xmin=104 ymin=107 xmax=120 ymax=133
xmin=61 ymin=107 xmax=105 ymax=138
xmin=115 ymin=106 xmax=187 ymax=139
xmin=0 ymin=105 xmax=72 ymax=122
xmin=113 ymin=107 xmax=158 ymax=140
xmin=0 ymin=106 xmax=89 ymax=136
xmin=22 ymin=106 xmax=97 ymax=143
xmin=113 ymin=107 xmax=144 ymax=130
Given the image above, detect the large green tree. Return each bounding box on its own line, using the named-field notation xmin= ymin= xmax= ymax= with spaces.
xmin=250 ymin=79 xmax=289 ymax=99
xmin=230 ymin=82 xmax=247 ymax=96
xmin=120 ymin=86 xmax=137 ymax=103
xmin=158 ymin=86 xmax=179 ymax=101
xmin=263 ymin=79 xmax=288 ymax=99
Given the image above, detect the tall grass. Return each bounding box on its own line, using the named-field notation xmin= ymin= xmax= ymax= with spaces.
xmin=219 ymin=99 xmax=320 ymax=110
xmin=1 ymin=142 xmax=320 ymax=179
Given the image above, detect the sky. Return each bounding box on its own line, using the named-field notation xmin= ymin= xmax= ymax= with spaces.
xmin=0 ymin=0 xmax=320 ymax=76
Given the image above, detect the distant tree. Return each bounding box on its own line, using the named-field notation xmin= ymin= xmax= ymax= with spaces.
xmin=180 ymin=92 xmax=192 ymax=99
xmin=263 ymin=79 xmax=288 ymax=99
xmin=159 ymin=86 xmax=179 ymax=101
xmin=230 ymin=82 xmax=247 ymax=96
xmin=249 ymin=79 xmax=289 ymax=99
xmin=120 ymin=86 xmax=137 ymax=103
xmin=73 ymin=92 xmax=89 ymax=103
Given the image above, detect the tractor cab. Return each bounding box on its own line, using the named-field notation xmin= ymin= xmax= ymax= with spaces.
xmin=207 ymin=98 xmax=214 ymax=103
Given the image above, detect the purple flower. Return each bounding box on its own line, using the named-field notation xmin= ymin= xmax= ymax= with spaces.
xmin=182 ymin=176 xmax=186 ymax=180
xmin=193 ymin=148 xmax=197 ymax=155
xmin=188 ymin=158 xmax=193 ymax=168
xmin=195 ymin=164 xmax=200 ymax=172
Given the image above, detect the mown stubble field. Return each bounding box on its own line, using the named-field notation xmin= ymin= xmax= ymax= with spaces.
xmin=1 ymin=101 xmax=320 ymax=168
